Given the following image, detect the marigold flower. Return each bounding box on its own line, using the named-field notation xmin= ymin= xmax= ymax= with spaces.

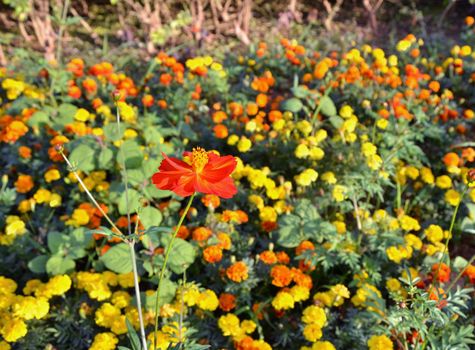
xmin=152 ymin=147 xmax=237 ymax=198
xmin=270 ymin=265 xmax=293 ymax=287
xmin=219 ymin=293 xmax=237 ymax=311
xmin=203 ymin=245 xmax=223 ymax=263
xmin=226 ymin=261 xmax=249 ymax=283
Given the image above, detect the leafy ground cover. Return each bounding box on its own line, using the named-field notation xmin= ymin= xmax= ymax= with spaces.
xmin=0 ymin=14 xmax=475 ymax=350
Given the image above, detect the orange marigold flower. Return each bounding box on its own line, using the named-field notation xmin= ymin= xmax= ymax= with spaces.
xmin=142 ymin=94 xmax=154 ymax=108
xmin=15 ymin=174 xmax=34 ymax=193
xmin=219 ymin=293 xmax=236 ymax=312
xmin=201 ymin=194 xmax=220 ymax=209
xmin=276 ymin=251 xmax=290 ymax=264
xmin=226 ymin=261 xmax=249 ymax=283
xmin=192 ymin=227 xmax=212 ymax=241
xmin=213 ymin=124 xmax=228 ymax=139
xmin=212 ymin=111 xmax=228 ymax=123
xmin=466 ymin=16 xmax=474 ymax=26
xmin=82 ymin=78 xmax=97 ymax=94
xmin=270 ymin=265 xmax=293 ymax=287
xmin=18 ymin=146 xmax=32 ymax=159
xmin=217 ymin=232 xmax=232 ymax=250
xmin=68 ymin=85 xmax=82 ymax=99
xmin=431 ymin=263 xmax=451 ymax=283
xmin=259 ymin=250 xmax=277 ymax=265
xmin=443 ymin=152 xmax=460 ymax=167
xmin=176 ymin=226 xmax=190 ymax=240
xmin=203 ymin=245 xmax=223 ymax=263
xmin=151 ymin=147 xmax=237 ymax=198
xmin=462 ymin=264 xmax=475 ymax=284
xmin=160 ymin=73 xmax=173 ymax=86
xmin=292 ymin=270 xmax=313 ymax=289
xmin=296 ymin=240 xmax=315 ymax=255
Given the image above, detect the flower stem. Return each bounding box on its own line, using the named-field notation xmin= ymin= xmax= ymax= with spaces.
xmin=129 ymin=241 xmax=148 ymax=350
xmin=153 ymin=193 xmax=195 ymax=348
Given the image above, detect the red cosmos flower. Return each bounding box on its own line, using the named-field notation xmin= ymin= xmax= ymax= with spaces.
xmin=151 ymin=147 xmax=237 ymax=198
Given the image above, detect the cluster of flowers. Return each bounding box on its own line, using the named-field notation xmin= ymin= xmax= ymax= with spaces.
xmin=1 ymin=15 xmax=475 ymax=350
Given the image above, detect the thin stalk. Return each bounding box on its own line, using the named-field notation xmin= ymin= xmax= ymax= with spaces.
xmin=154 ymin=193 xmax=195 ymax=348
xmin=129 ymin=241 xmax=148 ymax=350
xmin=59 ymin=149 xmax=123 ymax=235
xmin=114 ymin=102 xmax=147 ymax=349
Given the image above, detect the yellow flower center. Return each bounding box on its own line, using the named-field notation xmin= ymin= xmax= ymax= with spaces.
xmin=191 ymin=147 xmax=209 ymax=173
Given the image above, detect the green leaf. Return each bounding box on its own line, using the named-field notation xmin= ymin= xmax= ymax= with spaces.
xmin=145 ymin=279 xmax=177 ymax=309
xmin=118 ymin=189 xmax=142 ymax=215
xmin=98 ymin=147 xmax=114 ymax=168
xmin=47 ymin=231 xmax=65 ymax=254
xmin=277 ymin=214 xmax=303 ymax=248
xmin=100 ymin=243 xmax=133 ymax=274
xmin=294 ymin=199 xmax=319 ymax=220
xmin=27 ymin=111 xmax=50 ymax=128
xmin=140 ymin=206 xmax=163 ymax=229
xmin=28 ymin=255 xmax=48 ymax=274
xmin=69 ymin=144 xmax=96 ymax=172
xmin=328 ymin=115 xmax=344 ymax=129
xmin=55 ymin=103 xmax=77 ymax=128
xmin=119 ymin=140 xmax=143 ymax=169
xmin=104 ymin=123 xmax=124 ymax=142
xmin=453 ymin=256 xmax=469 ymax=271
xmin=319 ymin=95 xmax=337 ymax=117
xmin=281 ymin=98 xmax=303 ymax=113
xmin=305 ymin=220 xmax=337 ymax=243
xmin=46 ymin=256 xmax=75 ymax=275
xmin=166 ymin=238 xmax=196 ymax=274
xmin=126 ymin=318 xmax=141 ymax=350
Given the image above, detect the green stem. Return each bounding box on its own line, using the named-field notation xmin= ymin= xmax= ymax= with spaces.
xmin=434 ymin=188 xmax=467 ymax=290
xmin=129 ymin=241 xmax=148 ymax=350
xmin=153 ymin=193 xmax=195 ymax=348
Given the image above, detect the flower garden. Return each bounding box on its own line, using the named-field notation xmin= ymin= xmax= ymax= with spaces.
xmin=1 ymin=9 xmax=475 ymax=350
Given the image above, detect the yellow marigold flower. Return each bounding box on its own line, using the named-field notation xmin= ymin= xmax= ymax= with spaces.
xmin=396 ymin=39 xmax=411 ymax=52
xmin=321 ymin=171 xmax=337 ymax=184
xmin=44 ymin=169 xmax=61 ymax=183
xmin=405 ymin=166 xmax=419 ymax=180
xmin=332 ymin=220 xmax=346 ymax=234
xmin=34 ymin=188 xmax=52 ymax=204
xmin=296 ymin=120 xmax=312 ymax=135
xmin=436 ymin=175 xmax=452 ymax=189
xmin=95 ymin=303 xmax=121 ymax=328
xmin=117 ymin=101 xmax=136 ymax=123
xmin=445 ymin=189 xmax=461 ymax=206
xmin=66 ymin=208 xmax=89 ymax=227
xmin=49 ymin=193 xmax=62 ymax=208
xmin=302 ymin=305 xmax=326 ymax=327
xmin=295 ymin=169 xmax=319 ymax=187
xmin=368 ymin=334 xmax=393 ymax=350
xmin=259 ymin=206 xmax=277 ymax=222
xmin=376 ymin=118 xmax=388 ymax=129
xmin=309 ymin=147 xmax=325 ymax=160
xmin=339 ymin=105 xmax=354 ymax=119
xmin=197 ymin=290 xmax=219 ymax=311
xmin=111 ymin=291 xmax=131 ymax=308
xmin=399 ymin=215 xmax=420 ymax=231
xmin=312 ymin=341 xmax=336 ymax=350
xmin=361 ymin=142 xmax=377 ymax=157
xmin=181 ymin=284 xmax=200 ymax=307
xmin=0 ymin=317 xmax=27 ymax=342
xmin=386 ymin=278 xmax=401 ymax=293
xmin=5 ymin=216 xmax=26 ymax=236
xmin=12 ymin=296 xmax=49 ymax=320
xmin=424 ymin=224 xmax=443 ymax=243
xmin=367 ymin=154 xmax=382 ymax=170
xmin=74 ymin=108 xmax=90 ymax=122
xmin=0 ymin=276 xmax=17 ymax=295
xmin=313 ymin=292 xmax=333 ymax=307
xmin=290 ymin=285 xmax=310 ymax=302
xmin=227 ymin=134 xmax=238 ymax=147
xmin=240 ymin=320 xmax=256 ymax=334
xmin=426 ymin=242 xmax=445 ymax=256
xmin=118 ymin=272 xmax=135 ymax=288
xmin=329 ymin=284 xmax=350 ymax=306
xmin=420 ymin=167 xmax=434 ymax=184
xmin=303 ymin=323 xmax=323 ymax=342
xmin=124 ymin=128 xmax=138 ymax=139
xmin=0 ymin=341 xmax=11 ymax=350
xmin=237 ymin=136 xmax=252 ymax=153
xmin=332 ymin=185 xmax=347 ymax=202
xmin=404 ymin=234 xmax=422 ymax=250
xmin=46 ymin=275 xmax=72 ymax=297
xmin=272 ymin=291 xmax=294 ymax=310
xmin=218 ymin=313 xmax=241 ymax=337
xmin=295 ymin=144 xmax=310 ymax=158
xmin=386 ymin=246 xmax=404 ymax=264
xmin=89 ymin=332 xmax=118 ymax=350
